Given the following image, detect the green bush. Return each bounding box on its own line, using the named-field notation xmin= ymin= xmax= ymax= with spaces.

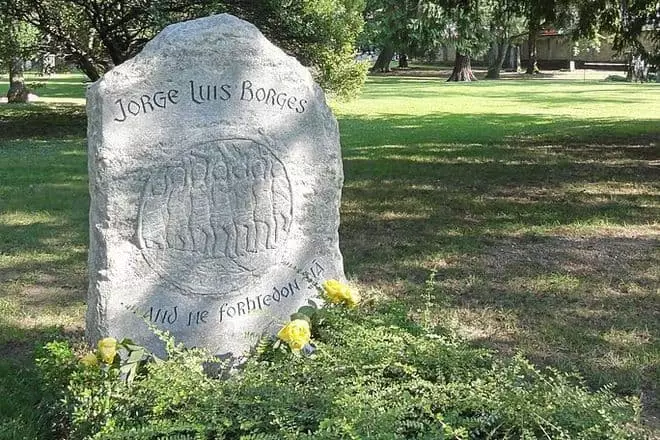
xmin=38 ymin=303 xmax=644 ymax=439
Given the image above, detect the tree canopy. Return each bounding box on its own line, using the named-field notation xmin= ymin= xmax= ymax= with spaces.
xmin=4 ymin=0 xmax=367 ymax=97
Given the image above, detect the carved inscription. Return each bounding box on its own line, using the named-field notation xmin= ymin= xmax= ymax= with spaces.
xmin=123 ymin=259 xmax=325 ymax=329
xmin=137 ymin=137 xmax=293 ymax=295
xmin=113 ymin=78 xmax=308 ymax=122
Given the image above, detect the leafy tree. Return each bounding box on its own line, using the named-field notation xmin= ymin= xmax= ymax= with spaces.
xmin=9 ymin=0 xmax=213 ymax=81
xmin=484 ymin=0 xmax=526 ymax=79
xmin=0 ymin=1 xmax=41 ymax=102
xmin=443 ymin=0 xmax=491 ymax=81
xmin=369 ymin=0 xmax=492 ymax=81
xmin=361 ymin=0 xmax=419 ymax=72
xmin=225 ymin=0 xmax=368 ymax=98
xmin=575 ymin=0 xmax=660 ymax=81
xmin=8 ymin=0 xmax=367 ymax=96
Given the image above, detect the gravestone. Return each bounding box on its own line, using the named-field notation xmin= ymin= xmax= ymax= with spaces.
xmin=86 ymin=13 xmax=345 ymax=357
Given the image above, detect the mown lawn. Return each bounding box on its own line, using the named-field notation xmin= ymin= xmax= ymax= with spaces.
xmin=0 ymin=73 xmax=658 ymax=437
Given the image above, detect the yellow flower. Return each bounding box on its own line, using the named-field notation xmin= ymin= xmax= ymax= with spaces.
xmin=277 ymin=319 xmax=311 ymax=351
xmin=80 ymin=352 xmax=99 ymax=367
xmin=322 ymin=279 xmax=360 ymax=308
xmin=97 ymin=337 xmax=118 ymax=364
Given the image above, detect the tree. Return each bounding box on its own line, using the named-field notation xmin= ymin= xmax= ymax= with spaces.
xmin=443 ymin=0 xmax=491 ymax=81
xmin=9 ymin=0 xmax=213 ymax=81
xmin=226 ymin=0 xmax=368 ymax=98
xmin=575 ymin=0 xmax=660 ymax=81
xmin=361 ymin=0 xmax=418 ymax=72
xmin=484 ymin=0 xmax=526 ymax=79
xmin=0 ymin=1 xmax=41 ymax=102
xmin=8 ymin=0 xmax=367 ymax=97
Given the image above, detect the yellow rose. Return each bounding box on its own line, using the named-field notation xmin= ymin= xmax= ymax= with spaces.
xmin=97 ymin=337 xmax=118 ymax=364
xmin=80 ymin=352 xmax=99 ymax=367
xmin=322 ymin=279 xmax=359 ymax=307
xmin=277 ymin=319 xmax=311 ymax=352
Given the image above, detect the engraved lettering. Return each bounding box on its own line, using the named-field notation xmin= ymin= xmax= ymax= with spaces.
xmin=265 ymin=88 xmax=277 ymax=105
xmin=241 ymin=80 xmax=253 ymax=101
xmin=219 ymin=303 xmax=228 ymax=322
xmin=114 ymin=98 xmax=127 ymax=122
xmin=153 ymin=91 xmax=167 ymax=108
xmin=236 ymin=301 xmax=247 ymax=315
xmin=127 ymin=100 xmax=141 ymax=116
xmin=190 ymin=80 xmax=203 ymax=104
xmin=255 ymin=87 xmax=266 ymax=102
xmin=140 ymin=94 xmax=154 ymax=113
xmin=219 ymin=84 xmax=231 ymax=100
xmin=286 ymin=96 xmax=297 ymax=110
xmin=144 ymin=306 xmax=178 ymax=325
xmin=246 ymin=296 xmax=257 ymax=312
xmin=276 ymin=92 xmax=287 ymax=109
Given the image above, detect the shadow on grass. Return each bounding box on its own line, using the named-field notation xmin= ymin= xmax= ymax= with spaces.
xmin=0 ymin=104 xmax=88 ymax=439
xmin=337 ymin=111 xmax=659 ymax=419
xmin=0 ymin=103 xmax=86 ymax=141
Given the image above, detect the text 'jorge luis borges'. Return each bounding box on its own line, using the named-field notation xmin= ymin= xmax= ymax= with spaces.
xmin=113 ymin=79 xmax=308 ymax=122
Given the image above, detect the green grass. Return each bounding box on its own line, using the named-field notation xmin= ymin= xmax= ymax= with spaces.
xmin=0 ymin=72 xmax=88 ymax=102
xmin=1 ymin=73 xmax=659 ymax=437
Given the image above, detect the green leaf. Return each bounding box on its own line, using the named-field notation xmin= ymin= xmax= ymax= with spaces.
xmin=290 ymin=312 xmax=312 ymax=324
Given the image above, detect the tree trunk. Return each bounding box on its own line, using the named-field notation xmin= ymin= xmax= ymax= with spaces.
xmin=486 ymin=42 xmax=507 ymax=79
xmin=441 ymin=44 xmax=449 ymax=63
xmin=447 ymin=52 xmax=477 ymax=82
xmin=513 ymin=45 xmax=521 ymax=72
xmin=526 ymin=26 xmax=540 ymax=74
xmin=7 ymin=58 xmax=29 ymax=103
xmin=370 ymin=45 xmax=394 ymax=72
xmin=398 ymin=53 xmax=408 ymax=68
xmin=73 ymin=51 xmax=102 ymax=81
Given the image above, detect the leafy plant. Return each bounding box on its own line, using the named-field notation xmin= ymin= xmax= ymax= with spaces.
xmin=37 ymin=293 xmax=644 ymax=440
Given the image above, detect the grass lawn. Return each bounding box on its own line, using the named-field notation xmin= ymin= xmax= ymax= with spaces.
xmin=0 ymin=73 xmax=659 ymax=438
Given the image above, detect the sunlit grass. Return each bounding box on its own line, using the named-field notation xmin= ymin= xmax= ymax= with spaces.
xmin=332 ymin=76 xmax=659 ymax=430
xmin=0 ymin=72 xmax=88 ymax=102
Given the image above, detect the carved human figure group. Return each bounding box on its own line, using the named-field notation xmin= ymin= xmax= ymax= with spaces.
xmin=139 ymin=140 xmax=292 ymax=259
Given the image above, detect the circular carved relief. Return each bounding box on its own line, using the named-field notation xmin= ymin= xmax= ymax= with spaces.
xmin=137 ymin=138 xmax=292 ymax=295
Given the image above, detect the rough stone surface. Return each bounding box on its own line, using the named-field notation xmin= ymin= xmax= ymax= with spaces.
xmin=86 ymin=13 xmax=344 ymax=357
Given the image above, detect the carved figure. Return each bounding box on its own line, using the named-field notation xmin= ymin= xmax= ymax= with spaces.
xmin=228 ymin=147 xmax=257 ymax=255
xmin=139 ymin=137 xmax=293 ymax=292
xmin=210 ymin=158 xmax=237 ymax=258
xmin=140 ymin=175 xmax=168 ymax=249
xmin=188 ymin=156 xmax=214 ymax=255
xmin=166 ymin=166 xmax=193 ymax=250
xmin=251 ymin=154 xmax=276 ymax=250
xmin=271 ymin=160 xmax=292 ymax=242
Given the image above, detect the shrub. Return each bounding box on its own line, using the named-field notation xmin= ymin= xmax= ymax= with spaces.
xmin=38 ymin=301 xmax=644 ymax=439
